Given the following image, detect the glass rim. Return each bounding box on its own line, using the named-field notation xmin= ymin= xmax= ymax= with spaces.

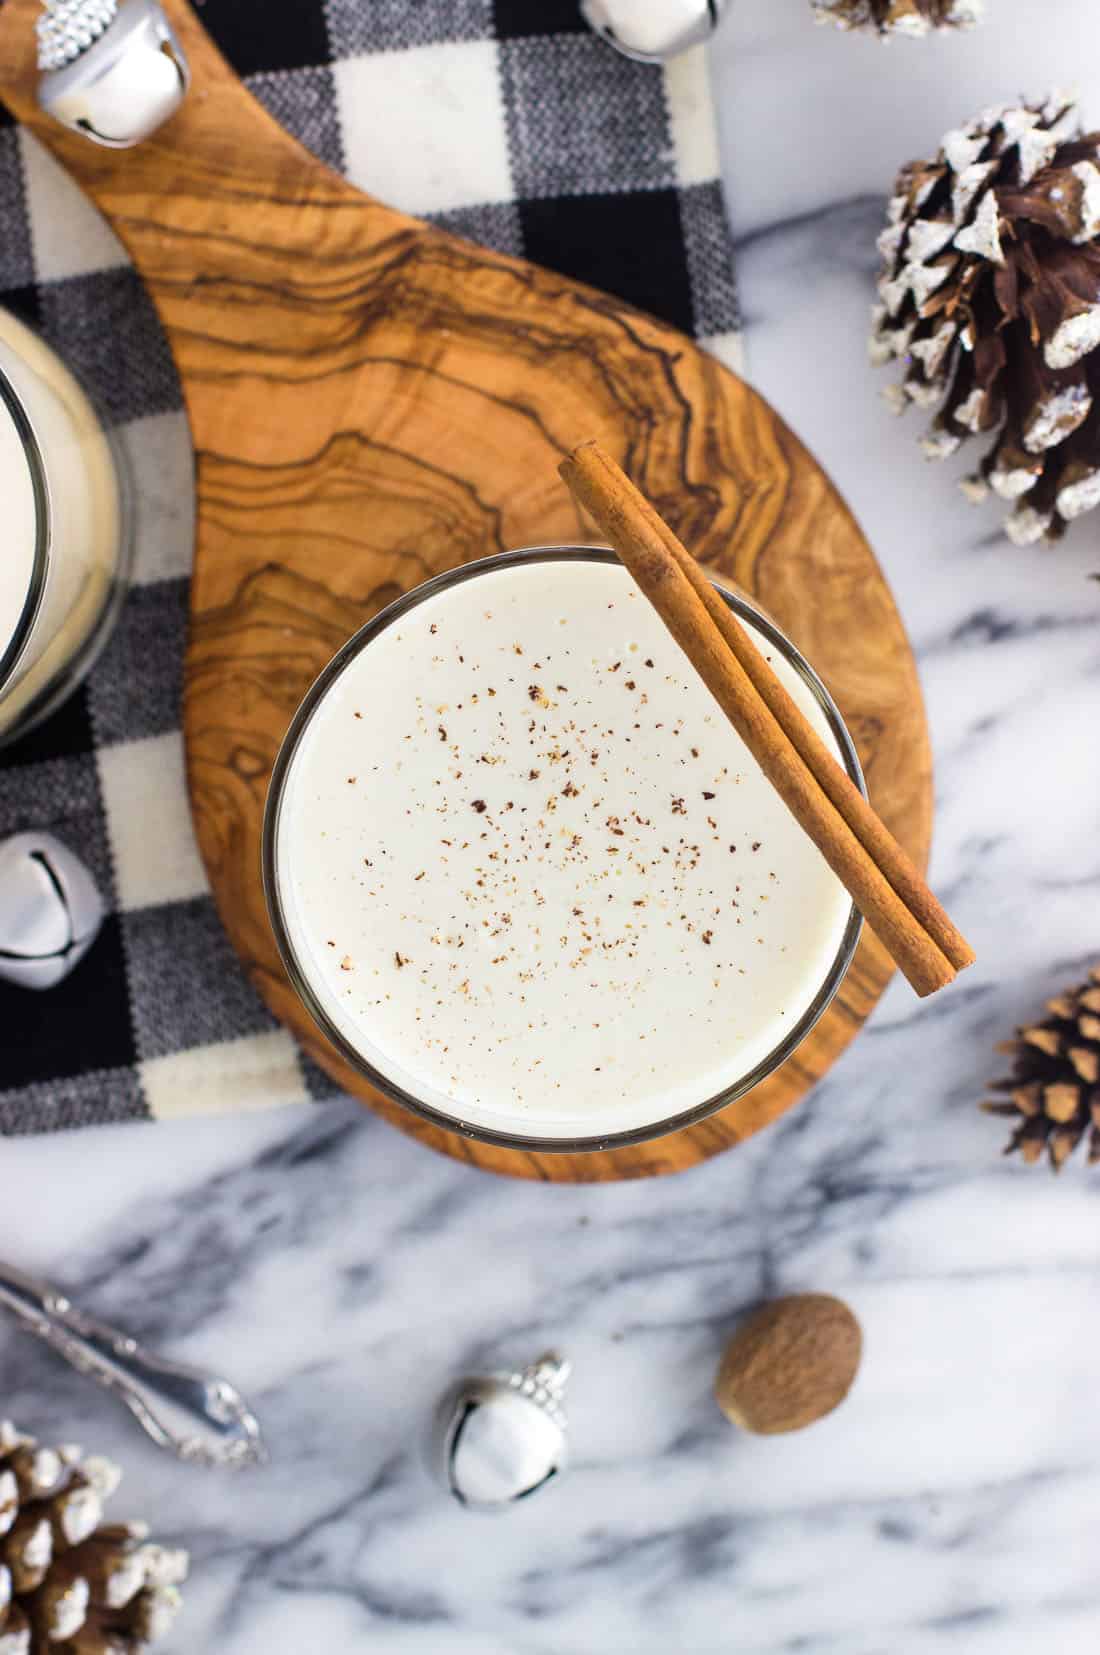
xmin=0 ymin=357 xmax=50 ymax=699
xmin=263 ymin=545 xmax=866 ymax=1154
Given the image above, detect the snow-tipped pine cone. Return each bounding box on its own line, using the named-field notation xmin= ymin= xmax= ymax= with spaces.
xmin=813 ymin=1 xmax=982 ymax=36
xmin=0 ymin=1422 xmax=187 ymax=1653
xmin=872 ymin=95 xmax=1100 ymax=544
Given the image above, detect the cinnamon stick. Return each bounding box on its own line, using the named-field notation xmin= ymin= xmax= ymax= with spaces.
xmin=652 ymin=484 xmax=972 ymax=972
xmin=559 ymin=440 xmax=972 ymax=998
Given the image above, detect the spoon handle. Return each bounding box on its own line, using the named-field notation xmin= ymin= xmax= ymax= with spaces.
xmin=0 ymin=1259 xmax=266 ymax=1468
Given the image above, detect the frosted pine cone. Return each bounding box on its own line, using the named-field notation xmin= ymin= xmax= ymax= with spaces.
xmin=0 ymin=1423 xmax=187 ymax=1653
xmin=813 ymin=1 xmax=982 ymax=36
xmin=872 ymin=95 xmax=1100 ymax=544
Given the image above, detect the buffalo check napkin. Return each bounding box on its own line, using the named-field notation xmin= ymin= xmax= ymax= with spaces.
xmin=0 ymin=0 xmax=740 ymax=1131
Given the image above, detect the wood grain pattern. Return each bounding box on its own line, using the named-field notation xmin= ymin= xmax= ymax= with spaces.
xmin=0 ymin=0 xmax=933 ymax=1181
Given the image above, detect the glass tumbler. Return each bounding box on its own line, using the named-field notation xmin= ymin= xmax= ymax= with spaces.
xmin=264 ymin=547 xmax=866 ymax=1154
xmin=0 ymin=307 xmax=131 ymax=745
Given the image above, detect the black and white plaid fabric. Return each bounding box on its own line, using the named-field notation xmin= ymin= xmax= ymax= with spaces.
xmin=0 ymin=0 xmax=741 ymax=1132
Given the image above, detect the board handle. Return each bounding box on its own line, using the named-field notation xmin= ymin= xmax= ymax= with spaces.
xmin=0 ymin=0 xmax=392 ymax=255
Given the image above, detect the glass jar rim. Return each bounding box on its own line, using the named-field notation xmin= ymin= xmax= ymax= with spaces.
xmin=0 ymin=358 xmax=49 ymax=700
xmin=262 ymin=545 xmax=867 ymax=1154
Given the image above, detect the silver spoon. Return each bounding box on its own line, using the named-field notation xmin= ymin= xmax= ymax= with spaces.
xmin=0 ymin=1259 xmax=266 ymax=1469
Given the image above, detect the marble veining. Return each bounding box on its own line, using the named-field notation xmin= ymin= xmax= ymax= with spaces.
xmin=2 ymin=0 xmax=1100 ymax=1649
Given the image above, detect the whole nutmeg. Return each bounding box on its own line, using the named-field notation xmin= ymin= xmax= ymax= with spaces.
xmin=715 ymin=1293 xmax=862 ymax=1434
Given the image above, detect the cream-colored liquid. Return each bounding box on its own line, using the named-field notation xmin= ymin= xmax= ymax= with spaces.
xmin=276 ymin=557 xmax=853 ymax=1139
xmin=0 ymin=310 xmax=123 ymax=739
xmin=0 ymin=390 xmax=37 ymax=669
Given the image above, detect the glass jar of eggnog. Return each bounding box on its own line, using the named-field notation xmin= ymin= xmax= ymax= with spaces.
xmin=0 ymin=308 xmax=131 ymax=745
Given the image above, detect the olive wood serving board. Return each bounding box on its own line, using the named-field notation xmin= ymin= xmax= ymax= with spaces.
xmin=0 ymin=0 xmax=933 ymax=1181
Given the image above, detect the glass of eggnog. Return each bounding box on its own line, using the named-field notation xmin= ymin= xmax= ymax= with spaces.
xmin=0 ymin=308 xmax=131 ymax=745
xmin=263 ymin=547 xmax=863 ymax=1151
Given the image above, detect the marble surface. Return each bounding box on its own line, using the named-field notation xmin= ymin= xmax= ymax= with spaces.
xmin=3 ymin=2 xmax=1100 ymax=1650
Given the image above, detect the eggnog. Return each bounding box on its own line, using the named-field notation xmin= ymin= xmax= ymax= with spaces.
xmin=0 ymin=309 xmax=127 ymax=742
xmin=0 ymin=383 xmax=38 ymax=685
xmin=267 ymin=551 xmax=859 ymax=1144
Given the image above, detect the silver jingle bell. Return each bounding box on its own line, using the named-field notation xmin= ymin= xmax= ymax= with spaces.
xmin=581 ymin=0 xmax=727 ymax=63
xmin=36 ymin=0 xmax=189 ymax=149
xmin=431 ymin=1352 xmax=570 ymax=1510
xmin=0 ymin=832 xmax=105 ymax=990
